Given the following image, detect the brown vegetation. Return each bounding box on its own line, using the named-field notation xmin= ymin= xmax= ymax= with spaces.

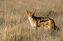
xmin=0 ymin=0 xmax=63 ymax=41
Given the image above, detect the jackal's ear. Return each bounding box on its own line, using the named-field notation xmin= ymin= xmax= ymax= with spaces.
xmin=26 ymin=10 xmax=31 ymax=14
xmin=26 ymin=10 xmax=29 ymax=13
xmin=26 ymin=10 xmax=34 ymax=15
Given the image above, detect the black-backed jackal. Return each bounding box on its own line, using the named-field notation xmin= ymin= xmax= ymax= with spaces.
xmin=26 ymin=10 xmax=58 ymax=31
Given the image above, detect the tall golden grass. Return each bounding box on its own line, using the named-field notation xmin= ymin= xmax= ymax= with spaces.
xmin=0 ymin=0 xmax=63 ymax=41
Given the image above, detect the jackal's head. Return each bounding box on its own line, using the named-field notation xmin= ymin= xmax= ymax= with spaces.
xmin=26 ymin=10 xmax=36 ymax=17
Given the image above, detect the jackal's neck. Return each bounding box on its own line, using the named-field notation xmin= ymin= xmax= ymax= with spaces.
xmin=28 ymin=16 xmax=36 ymax=27
xmin=28 ymin=17 xmax=34 ymax=22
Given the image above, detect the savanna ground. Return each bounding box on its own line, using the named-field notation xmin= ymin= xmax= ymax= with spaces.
xmin=0 ymin=0 xmax=63 ymax=41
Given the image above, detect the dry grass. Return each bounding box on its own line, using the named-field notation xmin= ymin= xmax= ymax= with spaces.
xmin=0 ymin=0 xmax=63 ymax=41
